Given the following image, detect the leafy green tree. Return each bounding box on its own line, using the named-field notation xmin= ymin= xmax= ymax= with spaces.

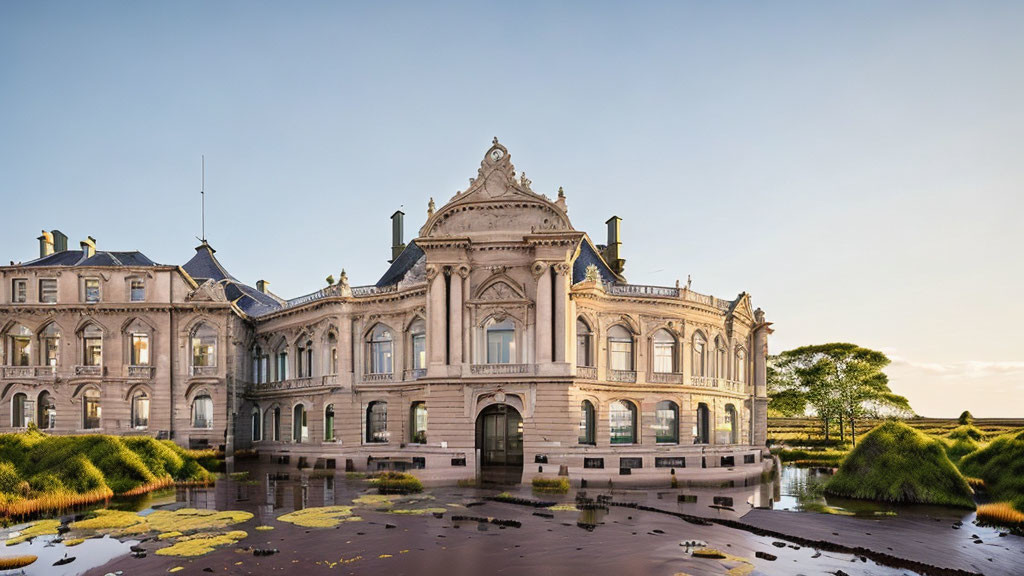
xmin=768 ymin=343 xmax=913 ymax=446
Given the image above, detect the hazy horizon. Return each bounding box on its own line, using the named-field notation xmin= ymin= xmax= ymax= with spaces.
xmin=2 ymin=1 xmax=1022 ymax=417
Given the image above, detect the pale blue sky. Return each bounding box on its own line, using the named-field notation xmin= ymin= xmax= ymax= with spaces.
xmin=2 ymin=1 xmax=1022 ymax=416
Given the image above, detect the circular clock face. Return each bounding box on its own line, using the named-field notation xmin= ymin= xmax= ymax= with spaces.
xmin=490 ymin=148 xmax=505 ymax=161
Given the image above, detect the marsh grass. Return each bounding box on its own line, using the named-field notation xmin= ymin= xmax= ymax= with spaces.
xmin=959 ymin=430 xmax=1024 ymax=514
xmin=531 ymin=477 xmax=570 ymax=494
xmin=0 ymin=555 xmax=36 ymax=569
xmin=824 ymin=421 xmax=975 ymax=508
xmin=976 ymin=502 xmax=1024 ymax=528
xmin=0 ymin=431 xmax=213 ymax=519
xmin=372 ymin=472 xmax=423 ymax=495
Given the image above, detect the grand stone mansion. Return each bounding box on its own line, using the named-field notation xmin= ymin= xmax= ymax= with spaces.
xmin=0 ymin=141 xmax=771 ymax=484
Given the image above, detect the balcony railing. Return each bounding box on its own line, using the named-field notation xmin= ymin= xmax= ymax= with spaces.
xmin=608 ymin=369 xmax=636 ymax=383
xmin=470 ymin=363 xmax=535 ymax=375
xmin=126 ymin=365 xmax=155 ymax=379
xmin=34 ymin=366 xmax=56 ymax=378
xmin=606 ymin=283 xmax=680 ymax=298
xmin=690 ymin=376 xmax=746 ymax=393
xmin=576 ymin=366 xmax=597 ymax=380
xmin=190 ymin=365 xmax=218 ymax=377
xmin=74 ymin=365 xmax=103 ymax=377
xmin=250 ymin=375 xmax=340 ymax=394
xmin=404 ymin=368 xmax=426 ymax=381
xmin=363 ymin=372 xmax=394 ymax=383
xmin=2 ymin=366 xmax=35 ymax=379
xmin=648 ymin=371 xmax=684 ymax=384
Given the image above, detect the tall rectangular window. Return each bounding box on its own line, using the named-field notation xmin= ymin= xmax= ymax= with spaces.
xmin=277 ymin=352 xmax=288 ymax=381
xmin=130 ymin=279 xmax=145 ymax=302
xmin=412 ymin=333 xmax=426 ymax=370
xmin=653 ymin=342 xmax=674 ymax=373
xmin=84 ymin=278 xmax=100 ymax=303
xmin=130 ymin=333 xmax=150 ymax=365
xmin=11 ymin=279 xmax=27 ymax=303
xmin=39 ymin=279 xmax=57 ymax=303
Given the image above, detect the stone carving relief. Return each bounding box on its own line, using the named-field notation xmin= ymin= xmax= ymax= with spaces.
xmin=188 ymin=280 xmax=228 ymax=303
xmin=479 ymin=281 xmax=518 ymax=301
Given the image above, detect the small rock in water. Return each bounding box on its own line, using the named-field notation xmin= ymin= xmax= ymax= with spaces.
xmin=835 ymin=571 xmax=850 ymax=576
xmin=755 ymin=551 xmax=777 ymax=561
xmin=811 ymin=551 xmax=821 ymax=559
xmin=53 ymin=557 xmax=76 ymax=566
xmin=772 ymin=541 xmax=787 ymax=548
xmin=787 ymin=544 xmax=800 ymax=550
xmin=203 ymin=568 xmax=214 ymax=573
xmin=385 ymin=524 xmax=397 ymax=529
xmin=651 ymin=529 xmax=664 ymax=534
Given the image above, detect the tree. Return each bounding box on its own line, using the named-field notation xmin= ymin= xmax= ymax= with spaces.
xmin=768 ymin=343 xmax=913 ymax=446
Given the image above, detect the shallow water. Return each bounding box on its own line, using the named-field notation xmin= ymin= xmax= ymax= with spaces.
xmin=1 ymin=459 xmax=1019 ymax=576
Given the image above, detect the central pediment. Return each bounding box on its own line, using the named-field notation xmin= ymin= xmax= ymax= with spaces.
xmin=419 ymin=139 xmax=573 ymax=239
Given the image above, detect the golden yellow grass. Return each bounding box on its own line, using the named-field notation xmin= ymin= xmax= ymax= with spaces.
xmin=0 ymin=555 xmax=37 ymax=569
xmin=976 ymin=502 xmax=1024 ymax=527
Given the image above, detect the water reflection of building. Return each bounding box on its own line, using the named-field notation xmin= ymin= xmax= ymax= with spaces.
xmin=0 ymin=141 xmax=772 ymax=484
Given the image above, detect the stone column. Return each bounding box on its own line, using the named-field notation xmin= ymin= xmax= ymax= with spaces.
xmin=448 ymin=266 xmax=467 ymax=366
xmin=534 ymin=263 xmax=552 ymax=364
xmin=751 ymin=312 xmax=771 ymax=447
xmin=427 ymin=266 xmax=446 ymax=371
xmin=553 ymin=263 xmax=569 ymax=363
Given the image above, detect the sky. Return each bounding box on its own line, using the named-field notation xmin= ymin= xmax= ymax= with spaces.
xmin=1 ymin=1 xmax=1022 ymax=417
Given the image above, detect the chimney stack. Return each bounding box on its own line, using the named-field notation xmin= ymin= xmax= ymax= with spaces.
xmin=390 ymin=210 xmax=406 ymax=263
xmin=80 ymin=236 xmax=97 ymax=258
xmin=256 ymin=280 xmax=269 ymax=293
xmin=38 ymin=231 xmax=54 ymax=258
xmin=52 ymin=230 xmax=68 ymax=253
xmin=603 ymin=216 xmax=625 ymax=274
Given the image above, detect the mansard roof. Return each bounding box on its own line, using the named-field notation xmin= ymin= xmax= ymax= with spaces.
xmin=20 ymin=249 xmax=160 ymax=268
xmin=182 ymin=242 xmax=282 ymax=317
xmin=375 ymin=241 xmax=424 ymax=288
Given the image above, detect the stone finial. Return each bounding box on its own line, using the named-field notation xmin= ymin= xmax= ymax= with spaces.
xmin=554 ymin=186 xmax=567 ymax=212
xmin=557 ymin=186 xmax=565 ymax=199
xmin=686 ymin=274 xmax=692 ymax=290
xmin=492 ymin=136 xmax=499 ymax=145
xmin=519 ymin=172 xmax=532 ymax=191
xmin=339 ymin=269 xmax=349 ymax=287
xmin=675 ymin=279 xmax=680 ymax=289
xmin=338 ymin=269 xmax=352 ymax=297
xmin=326 ymin=274 xmax=335 ymax=286
xmin=754 ymin=307 xmax=765 ymax=323
xmin=427 ymin=197 xmax=435 ymax=217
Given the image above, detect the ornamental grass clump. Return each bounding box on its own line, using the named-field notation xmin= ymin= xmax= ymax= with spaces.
xmin=947 ymin=425 xmax=984 ymax=442
xmin=531 ymin=476 xmax=570 ymax=494
xmin=373 ymin=472 xmax=423 ymax=495
xmin=959 ymin=430 xmax=1024 ymax=515
xmin=824 ymin=421 xmax=975 ymax=508
xmin=976 ymin=502 xmax=1024 ymax=528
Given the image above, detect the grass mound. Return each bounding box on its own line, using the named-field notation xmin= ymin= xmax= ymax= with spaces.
xmin=373 ymin=472 xmax=423 ymax=495
xmin=824 ymin=421 xmax=974 ymax=508
xmin=531 ymin=476 xmax=570 ymax=494
xmin=942 ymin=435 xmax=981 ymax=465
xmin=0 ymin=430 xmax=214 ymax=517
xmin=947 ymin=425 xmax=984 ymax=441
xmin=959 ymin=431 xmax=1024 ymax=513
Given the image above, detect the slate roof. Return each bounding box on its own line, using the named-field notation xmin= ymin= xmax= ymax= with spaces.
xmin=375 ymin=241 xmax=424 ymax=288
xmin=182 ymin=242 xmax=282 ymax=317
xmin=21 ymin=250 xmax=160 ymax=268
xmin=573 ymin=238 xmax=619 ymax=285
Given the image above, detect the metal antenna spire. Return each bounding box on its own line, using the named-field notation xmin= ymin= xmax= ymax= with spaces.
xmin=201 ymin=155 xmax=206 ymax=243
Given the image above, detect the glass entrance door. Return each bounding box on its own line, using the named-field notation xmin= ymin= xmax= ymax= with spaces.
xmin=477 ymin=404 xmax=523 ymax=467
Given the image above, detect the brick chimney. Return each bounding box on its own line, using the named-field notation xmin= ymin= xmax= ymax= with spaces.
xmin=37 ymin=231 xmax=54 ymax=258
xmin=390 ymin=210 xmax=406 ymax=263
xmin=603 ymin=216 xmax=625 ymax=274
xmin=80 ymin=236 xmax=97 ymax=258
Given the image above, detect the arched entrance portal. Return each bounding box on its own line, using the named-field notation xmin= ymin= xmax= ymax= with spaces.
xmin=476 ymin=404 xmax=523 ymax=484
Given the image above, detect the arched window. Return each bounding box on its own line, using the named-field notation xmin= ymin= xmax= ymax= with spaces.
xmin=324 ymin=404 xmax=335 ymax=442
xmin=367 ymin=324 xmax=394 ymax=374
xmin=297 ymin=337 xmax=313 ymax=378
xmin=485 ymin=319 xmax=515 ymax=364
xmin=366 ymin=401 xmax=388 ymax=443
xmin=11 ymin=393 xmax=33 ymax=428
xmin=578 ymin=400 xmax=596 ymax=445
xmin=251 ymin=406 xmax=262 ymax=442
xmin=83 ymin=389 xmax=101 ymax=429
xmin=576 ymin=319 xmax=593 ymax=367
xmin=652 ymin=329 xmax=676 ymax=373
xmin=190 ymin=323 xmax=217 ymax=368
xmin=410 ymin=401 xmax=427 ymax=444
xmin=409 ymin=319 xmax=426 ymax=370
xmin=695 ymin=402 xmax=710 ymax=444
xmin=192 ymin=393 xmax=213 ymax=428
xmin=131 ymin=391 xmax=150 ymax=429
xmin=715 ymin=337 xmax=727 ymax=378
xmin=82 ymin=324 xmax=103 ymax=367
xmin=125 ymin=320 xmax=150 ymax=366
xmin=607 ymin=325 xmax=633 ymax=371
xmin=293 ymin=404 xmax=308 ymax=442
xmin=37 ymin=391 xmax=55 ymax=429
xmin=6 ymin=325 xmax=32 ymax=367
xmin=40 ymin=323 xmax=61 ymax=367
xmin=725 ymin=404 xmax=739 ymax=444
xmin=327 ymin=333 xmax=338 ymax=375
xmin=274 ymin=341 xmax=289 ymax=381
xmin=735 ymin=349 xmax=746 ymax=383
xmin=654 ymin=400 xmax=679 ymax=444
xmin=609 ymin=400 xmax=637 ymax=444
xmin=273 ymin=407 xmax=281 ymax=441
xmin=691 ymin=333 xmax=706 ymax=377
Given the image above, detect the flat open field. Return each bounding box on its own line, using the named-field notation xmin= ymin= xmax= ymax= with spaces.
xmin=768 ymin=417 xmax=1024 ymax=446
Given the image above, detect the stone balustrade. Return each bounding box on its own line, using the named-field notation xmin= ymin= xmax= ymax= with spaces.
xmin=469 ymin=363 xmax=535 ymax=375
xmin=648 ymin=371 xmax=684 ymax=384
xmin=576 ymin=366 xmax=597 ymax=380
xmin=362 ymin=372 xmax=394 ymax=383
xmin=607 ymin=369 xmax=637 ymax=383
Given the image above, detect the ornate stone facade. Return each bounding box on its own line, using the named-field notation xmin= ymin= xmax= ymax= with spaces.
xmin=0 ymin=141 xmax=771 ymax=484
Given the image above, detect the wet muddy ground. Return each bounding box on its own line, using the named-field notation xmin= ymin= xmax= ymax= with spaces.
xmin=0 ymin=459 xmax=1019 ymax=576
